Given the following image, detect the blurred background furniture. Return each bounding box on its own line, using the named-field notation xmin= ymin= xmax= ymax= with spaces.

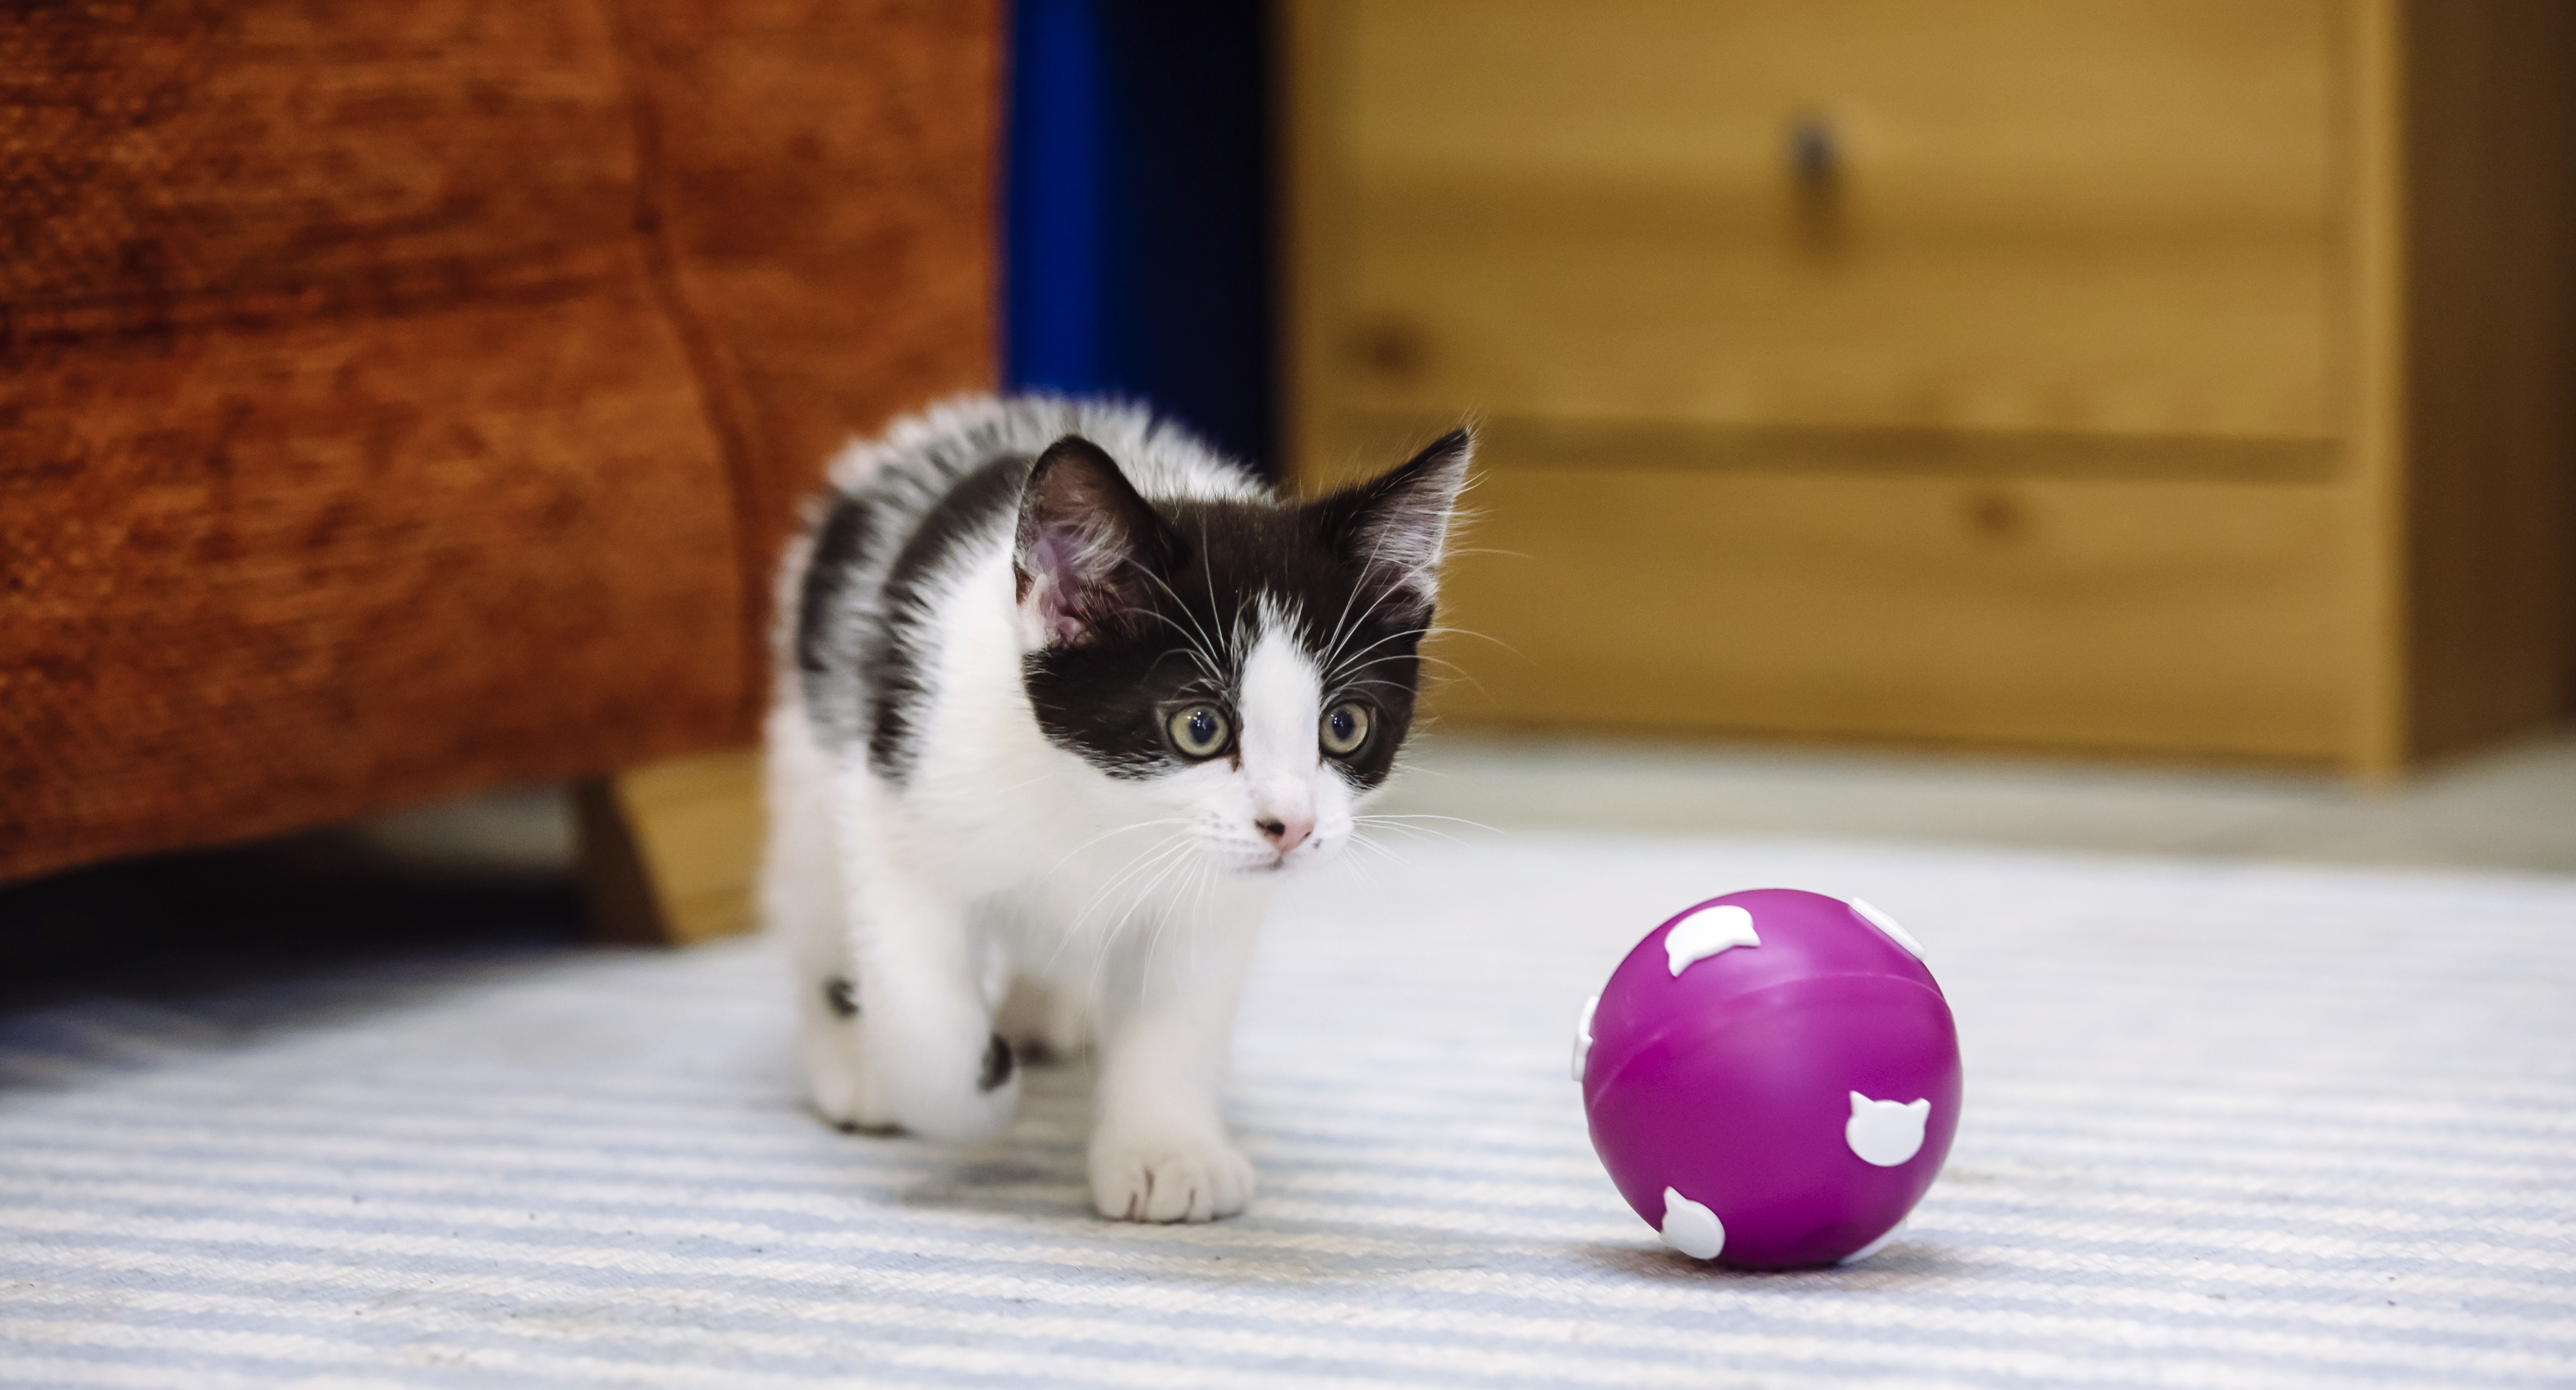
xmin=11 ymin=0 xmax=2573 ymax=939
xmin=0 ymin=0 xmax=999 ymax=908
xmin=1286 ymin=0 xmax=2576 ymax=772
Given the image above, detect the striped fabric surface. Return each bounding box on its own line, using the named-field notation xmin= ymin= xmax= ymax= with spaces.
xmin=3 ymin=834 xmax=2572 ymax=1388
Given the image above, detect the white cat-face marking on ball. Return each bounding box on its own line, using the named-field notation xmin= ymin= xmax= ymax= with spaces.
xmin=1571 ymin=993 xmax=1598 ymax=1082
xmin=1658 ymin=1186 xmax=1725 ymax=1261
xmin=1664 ymin=905 xmax=1760 ymax=976
xmin=1845 ymin=1092 xmax=1931 ymax=1166
xmin=1848 ymin=898 xmax=1924 ymax=959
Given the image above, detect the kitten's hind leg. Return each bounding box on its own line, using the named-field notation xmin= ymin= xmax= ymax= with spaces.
xmin=841 ymin=780 xmax=1022 ymax=1142
xmin=764 ymin=706 xmax=892 ymax=1132
xmin=803 ymin=967 xmax=891 ymax=1132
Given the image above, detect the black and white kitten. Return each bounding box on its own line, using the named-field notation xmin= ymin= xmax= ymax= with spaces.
xmin=764 ymin=395 xmax=1469 ymax=1222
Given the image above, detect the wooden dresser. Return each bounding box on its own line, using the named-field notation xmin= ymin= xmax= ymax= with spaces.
xmin=1283 ymin=0 xmax=2575 ymax=770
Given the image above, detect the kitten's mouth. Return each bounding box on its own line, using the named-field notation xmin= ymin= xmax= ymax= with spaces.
xmin=1205 ymin=838 xmax=1331 ymax=876
xmin=1248 ymin=841 xmax=1332 ymax=874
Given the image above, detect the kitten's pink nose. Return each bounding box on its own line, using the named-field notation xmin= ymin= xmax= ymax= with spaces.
xmin=1256 ymin=815 xmax=1313 ymax=855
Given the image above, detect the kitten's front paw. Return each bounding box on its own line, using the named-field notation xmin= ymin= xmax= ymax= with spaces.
xmin=1089 ymin=1130 xmax=1256 ymax=1223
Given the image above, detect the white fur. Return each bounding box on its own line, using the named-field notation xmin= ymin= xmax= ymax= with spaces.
xmin=762 ymin=397 xmax=1431 ymax=1224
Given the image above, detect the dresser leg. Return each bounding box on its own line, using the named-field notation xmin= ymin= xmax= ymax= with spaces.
xmin=574 ymin=749 xmax=765 ymax=947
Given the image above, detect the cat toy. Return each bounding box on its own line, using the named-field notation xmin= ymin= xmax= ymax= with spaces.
xmin=1571 ymin=889 xmax=1961 ymax=1268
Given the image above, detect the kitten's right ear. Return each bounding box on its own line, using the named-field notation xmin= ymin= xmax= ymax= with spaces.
xmin=1310 ymin=426 xmax=1473 ymax=626
xmin=1013 ymin=435 xmax=1173 ymax=649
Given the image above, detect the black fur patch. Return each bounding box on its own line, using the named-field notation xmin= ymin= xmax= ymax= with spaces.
xmin=831 ymin=420 xmax=1459 ymax=790
xmin=799 ymin=494 xmax=871 ymax=675
xmin=793 ymin=494 xmax=875 ymax=741
xmin=1019 ymin=489 xmax=1440 ymax=791
xmin=822 ymin=975 xmax=858 ymax=1019
xmin=978 ymin=1032 xmax=1015 ymax=1092
xmin=864 ymin=453 xmax=1036 ymax=780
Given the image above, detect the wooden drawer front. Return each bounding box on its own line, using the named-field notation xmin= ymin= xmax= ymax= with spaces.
xmin=1428 ymin=466 xmax=2364 ymax=760
xmin=1316 ymin=0 xmax=2337 ymax=448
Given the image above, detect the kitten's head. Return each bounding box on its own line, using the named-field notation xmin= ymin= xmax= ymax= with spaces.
xmin=1012 ymin=429 xmax=1471 ymax=875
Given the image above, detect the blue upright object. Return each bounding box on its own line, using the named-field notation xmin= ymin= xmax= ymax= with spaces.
xmin=1006 ymin=0 xmax=1274 ymax=473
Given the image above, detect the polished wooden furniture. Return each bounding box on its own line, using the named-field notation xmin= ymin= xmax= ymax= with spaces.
xmin=0 ymin=0 xmax=997 ymax=893
xmin=1285 ymin=0 xmax=2576 ymax=770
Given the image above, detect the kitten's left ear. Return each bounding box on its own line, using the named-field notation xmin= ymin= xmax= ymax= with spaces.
xmin=1311 ymin=427 xmax=1473 ymax=624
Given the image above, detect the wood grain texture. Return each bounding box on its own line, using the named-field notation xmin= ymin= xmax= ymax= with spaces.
xmin=1425 ymin=461 xmax=2364 ymax=761
xmin=1319 ymin=0 xmax=2336 ymax=447
xmin=1286 ymin=0 xmax=2575 ymax=770
xmin=0 ymin=0 xmax=998 ymax=885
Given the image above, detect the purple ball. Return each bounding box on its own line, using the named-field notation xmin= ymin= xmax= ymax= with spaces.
xmin=1575 ymin=888 xmax=1962 ymax=1269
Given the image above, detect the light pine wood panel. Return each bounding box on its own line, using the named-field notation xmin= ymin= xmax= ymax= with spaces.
xmin=578 ymin=749 xmax=764 ymax=946
xmin=1425 ymin=467 xmax=2367 ymax=761
xmin=1311 ymin=0 xmax=2337 ymax=446
xmin=1344 ymin=197 xmax=2329 ymax=443
xmin=2336 ymin=0 xmax=2409 ymax=774
xmin=1345 ymin=0 xmax=2330 ymax=207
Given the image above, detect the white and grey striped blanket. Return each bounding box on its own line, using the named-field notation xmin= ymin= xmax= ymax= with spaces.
xmin=3 ymin=834 xmax=2571 ymax=1388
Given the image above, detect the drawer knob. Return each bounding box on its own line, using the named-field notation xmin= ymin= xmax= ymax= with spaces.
xmin=1786 ymin=113 xmax=1846 ymax=252
xmin=1786 ymin=114 xmax=1839 ymax=188
xmin=1351 ymin=317 xmax=1428 ymax=382
xmin=1963 ymin=489 xmax=2027 ymax=543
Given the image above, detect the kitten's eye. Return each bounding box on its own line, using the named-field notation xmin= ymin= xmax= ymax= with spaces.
xmin=1167 ymin=705 xmax=1231 ymax=759
xmin=1320 ymin=701 xmax=1371 ymax=757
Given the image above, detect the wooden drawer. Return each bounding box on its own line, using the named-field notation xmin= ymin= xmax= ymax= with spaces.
xmin=1315 ymin=0 xmax=2337 ymax=447
xmin=1289 ymin=2 xmax=2576 ymax=769
xmin=1426 ymin=461 xmax=2365 ymax=760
